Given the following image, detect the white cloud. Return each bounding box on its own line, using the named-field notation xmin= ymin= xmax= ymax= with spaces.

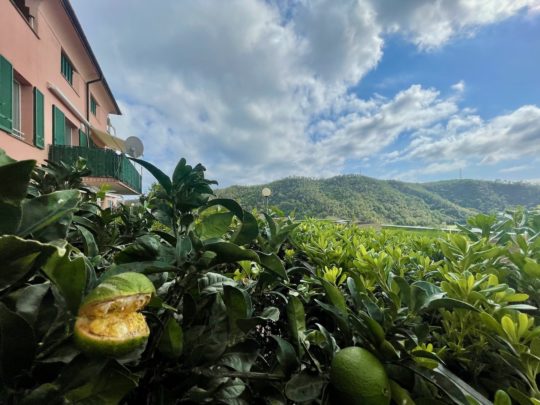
xmin=500 ymin=165 xmax=532 ymax=173
xmin=387 ymin=160 xmax=467 ymax=182
xmin=394 ymin=105 xmax=540 ymax=167
xmin=70 ymin=0 xmax=540 ymax=187
xmin=451 ymin=80 xmax=466 ymax=93
xmin=372 ymin=0 xmax=540 ymax=49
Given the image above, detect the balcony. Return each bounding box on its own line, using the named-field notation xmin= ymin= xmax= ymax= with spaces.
xmin=49 ymin=145 xmax=142 ymax=194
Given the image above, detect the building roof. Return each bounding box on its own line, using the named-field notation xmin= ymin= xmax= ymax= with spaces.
xmin=60 ymin=0 xmax=122 ymax=115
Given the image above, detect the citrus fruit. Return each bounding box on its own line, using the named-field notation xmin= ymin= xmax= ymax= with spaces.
xmin=74 ymin=272 xmax=155 ymax=357
xmin=330 ymin=346 xmax=391 ymax=405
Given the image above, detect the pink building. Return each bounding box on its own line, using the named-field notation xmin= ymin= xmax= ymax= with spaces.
xmin=0 ymin=0 xmax=141 ymax=198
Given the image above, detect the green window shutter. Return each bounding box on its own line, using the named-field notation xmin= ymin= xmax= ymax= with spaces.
xmin=61 ymin=53 xmax=73 ymax=85
xmin=0 ymin=55 xmax=13 ymax=133
xmin=52 ymin=105 xmax=65 ymax=145
xmin=90 ymin=96 xmax=97 ymax=115
xmin=79 ymin=128 xmax=88 ymax=147
xmin=33 ymin=88 xmax=44 ymax=148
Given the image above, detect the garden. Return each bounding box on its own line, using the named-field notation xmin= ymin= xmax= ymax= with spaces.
xmin=0 ymin=147 xmax=539 ymax=404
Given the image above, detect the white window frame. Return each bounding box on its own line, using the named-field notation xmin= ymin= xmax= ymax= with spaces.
xmin=12 ymin=79 xmax=23 ymax=139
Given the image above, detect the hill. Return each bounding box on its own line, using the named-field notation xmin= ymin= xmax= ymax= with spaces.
xmin=216 ymin=176 xmax=540 ymax=226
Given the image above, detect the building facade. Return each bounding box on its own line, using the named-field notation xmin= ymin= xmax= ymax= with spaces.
xmin=0 ymin=0 xmax=141 ymax=200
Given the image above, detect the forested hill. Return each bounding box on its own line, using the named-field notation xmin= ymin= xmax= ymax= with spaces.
xmin=216 ymin=176 xmax=540 ymax=226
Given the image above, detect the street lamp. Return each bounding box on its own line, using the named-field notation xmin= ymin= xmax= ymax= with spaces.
xmin=261 ymin=187 xmax=271 ymax=213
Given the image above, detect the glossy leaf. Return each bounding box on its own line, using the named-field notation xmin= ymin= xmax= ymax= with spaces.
xmin=285 ymin=372 xmax=325 ymax=402
xmin=0 ymin=201 xmax=21 ymax=234
xmin=258 ymin=252 xmax=288 ymax=280
xmin=204 ymin=241 xmax=260 ymax=265
xmin=232 ymin=210 xmax=259 ymax=245
xmin=0 ymin=302 xmax=36 ymax=385
xmin=130 ymin=157 xmax=172 ymax=195
xmin=18 ymin=190 xmax=80 ymax=238
xmin=42 ymin=249 xmax=87 ymax=314
xmin=0 ymin=236 xmax=56 ymax=292
xmin=0 ymin=158 xmax=35 ymax=204
xmin=158 ymin=318 xmax=183 ymax=359
xmin=286 ymin=295 xmax=306 ymax=347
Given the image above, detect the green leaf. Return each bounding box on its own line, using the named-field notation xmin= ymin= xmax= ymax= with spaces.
xmin=406 ymin=363 xmax=490 ymax=405
xmin=63 ymin=361 xmax=138 ymax=404
xmin=425 ymin=297 xmax=480 ymax=313
xmin=0 ymin=159 xmax=36 ymax=204
xmin=284 ymin=372 xmax=325 ymax=402
xmin=258 ymin=252 xmax=288 ymax=280
xmin=42 ymin=249 xmax=87 ymax=314
xmin=223 ymin=285 xmax=252 ymax=321
xmin=13 ymin=283 xmax=50 ymax=326
xmin=389 ymin=379 xmax=416 ymax=405
xmin=76 ymin=224 xmax=98 ymax=257
xmin=198 ymin=212 xmax=234 ymax=239
xmin=0 ymin=302 xmax=36 ymax=385
xmin=176 ymin=234 xmax=193 ymax=265
xmin=272 ymin=335 xmax=299 ymax=375
xmin=0 ymin=236 xmax=56 ymax=292
xmin=203 ymin=198 xmax=245 ymax=220
xmin=158 ymin=318 xmax=183 ymax=359
xmin=198 ymin=272 xmax=237 ymax=295
xmin=320 ymin=279 xmax=347 ymax=315
xmin=524 ymin=260 xmax=540 ymax=278
xmin=232 ymin=210 xmax=260 ymax=246
xmin=507 ymin=387 xmax=535 ymax=405
xmin=494 ymin=390 xmax=512 ymax=405
xmin=101 ymin=261 xmax=176 ymax=281
xmin=115 ymin=234 xmax=161 ymax=263
xmin=219 ymin=342 xmax=259 ymax=372
xmin=20 ymin=383 xmax=61 ymax=404
xmin=130 ymin=157 xmax=172 ymax=195
xmin=204 ymin=241 xmax=260 ymax=265
xmin=286 ymin=295 xmax=306 ymax=347
xmin=18 ymin=190 xmax=80 ymax=238
xmin=172 ymin=157 xmax=190 ymax=186
xmin=479 ymin=312 xmax=504 ymax=335
xmin=0 ymin=201 xmax=21 ymax=234
xmin=237 ymin=306 xmax=280 ymax=332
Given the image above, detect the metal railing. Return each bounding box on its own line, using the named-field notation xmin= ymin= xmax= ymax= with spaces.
xmin=48 ymin=145 xmax=142 ymax=193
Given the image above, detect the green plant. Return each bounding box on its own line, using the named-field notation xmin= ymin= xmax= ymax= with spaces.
xmin=1 ymin=146 xmax=539 ymax=404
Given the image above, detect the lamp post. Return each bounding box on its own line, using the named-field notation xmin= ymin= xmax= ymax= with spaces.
xmin=261 ymin=187 xmax=271 ymax=214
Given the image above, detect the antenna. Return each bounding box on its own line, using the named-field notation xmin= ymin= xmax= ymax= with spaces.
xmin=124 ymin=136 xmax=144 ymax=158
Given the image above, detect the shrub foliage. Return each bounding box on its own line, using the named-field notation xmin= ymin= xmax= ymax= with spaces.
xmin=0 ymin=148 xmax=539 ymax=404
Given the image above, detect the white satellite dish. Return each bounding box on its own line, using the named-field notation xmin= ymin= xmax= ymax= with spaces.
xmin=125 ymin=136 xmax=144 ymax=158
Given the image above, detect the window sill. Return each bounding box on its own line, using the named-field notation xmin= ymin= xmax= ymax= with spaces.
xmin=0 ymin=127 xmax=40 ymax=148
xmin=62 ymin=75 xmax=81 ymax=97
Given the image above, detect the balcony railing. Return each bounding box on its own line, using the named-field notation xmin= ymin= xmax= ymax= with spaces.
xmin=49 ymin=145 xmax=142 ymax=194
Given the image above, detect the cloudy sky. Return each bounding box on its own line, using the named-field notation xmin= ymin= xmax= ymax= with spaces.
xmin=71 ymin=0 xmax=540 ymax=188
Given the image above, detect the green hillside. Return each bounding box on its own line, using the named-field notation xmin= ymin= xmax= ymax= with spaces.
xmin=217 ymin=175 xmax=540 ymax=225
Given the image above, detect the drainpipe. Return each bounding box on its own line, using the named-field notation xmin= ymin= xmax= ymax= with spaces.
xmin=85 ymin=75 xmax=102 ymax=146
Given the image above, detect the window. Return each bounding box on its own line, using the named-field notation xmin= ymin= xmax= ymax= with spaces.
xmin=12 ymin=80 xmax=22 ymax=138
xmin=12 ymin=0 xmax=33 ymax=25
xmin=61 ymin=53 xmax=74 ymax=85
xmin=90 ymin=95 xmax=97 ymax=116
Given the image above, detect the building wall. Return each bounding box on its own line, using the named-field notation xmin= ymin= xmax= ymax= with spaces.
xmin=0 ymin=0 xmax=118 ymax=163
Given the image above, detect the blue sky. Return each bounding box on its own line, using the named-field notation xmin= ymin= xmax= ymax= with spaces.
xmin=72 ymin=0 xmax=540 ymax=188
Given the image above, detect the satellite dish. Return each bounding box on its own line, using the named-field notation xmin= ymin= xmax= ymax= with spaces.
xmin=125 ymin=136 xmax=144 ymax=158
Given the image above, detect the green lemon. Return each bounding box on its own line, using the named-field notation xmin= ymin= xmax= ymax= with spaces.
xmin=330 ymin=347 xmax=391 ymax=405
xmin=74 ymin=272 xmax=155 ymax=357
